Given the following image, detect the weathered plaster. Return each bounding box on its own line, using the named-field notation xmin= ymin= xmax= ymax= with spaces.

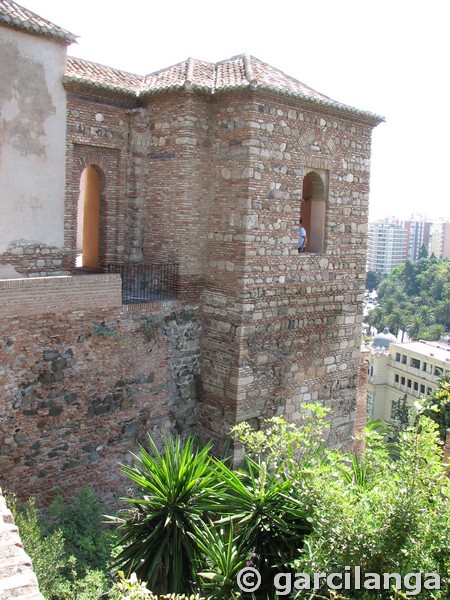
xmin=0 ymin=28 xmax=67 ymax=252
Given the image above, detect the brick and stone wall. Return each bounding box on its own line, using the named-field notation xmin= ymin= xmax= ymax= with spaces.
xmin=64 ymin=95 xmax=130 ymax=272
xmin=62 ymin=84 xmax=377 ymax=452
xmin=0 ymin=275 xmax=201 ymax=509
xmin=196 ymin=90 xmax=374 ymax=448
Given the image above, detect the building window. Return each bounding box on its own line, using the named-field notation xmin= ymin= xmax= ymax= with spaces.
xmin=422 ymin=362 xmax=427 ymax=371
xmin=434 ymin=366 xmax=443 ymax=377
xmin=427 ymin=387 xmax=432 ymax=395
xmin=420 ymin=384 xmax=425 ymax=394
xmin=407 ymin=379 xmax=412 ymax=388
xmin=401 ymin=376 xmax=406 ymax=385
xmin=300 ymin=169 xmax=328 ymax=254
xmin=402 ymin=355 xmax=407 ymax=364
xmin=395 ymin=374 xmax=400 ymax=383
xmin=395 ymin=353 xmax=401 ymax=362
xmin=413 ymin=381 xmax=419 ymax=391
xmin=367 ymin=391 xmax=375 ymax=417
xmin=410 ymin=358 xmax=420 ymax=369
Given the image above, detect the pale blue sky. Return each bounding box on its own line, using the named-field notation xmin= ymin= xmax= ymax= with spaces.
xmin=22 ymin=0 xmax=450 ymax=222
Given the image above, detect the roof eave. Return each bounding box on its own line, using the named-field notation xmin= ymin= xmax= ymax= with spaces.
xmin=63 ymin=75 xmax=138 ymax=99
xmin=0 ymin=15 xmax=77 ymax=45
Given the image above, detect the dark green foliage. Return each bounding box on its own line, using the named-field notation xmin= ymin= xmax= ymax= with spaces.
xmin=365 ymin=270 xmax=382 ymax=292
xmin=390 ymin=393 xmax=411 ymax=439
xmin=7 ymin=491 xmax=111 ymax=599
xmin=110 ymin=435 xmax=222 ymax=594
xmin=420 ymin=374 xmax=450 ymax=441
xmin=214 ymin=458 xmax=311 ymax=598
xmin=195 ymin=521 xmax=248 ymax=599
xmin=291 ymin=416 xmax=450 ymax=599
xmin=418 ymin=243 xmax=429 ymax=259
xmin=8 ymin=495 xmax=69 ymax=598
xmin=373 ymin=257 xmax=450 ymax=339
xmin=112 ymin=432 xmax=312 ymax=599
xmin=45 ymin=485 xmax=114 ymax=575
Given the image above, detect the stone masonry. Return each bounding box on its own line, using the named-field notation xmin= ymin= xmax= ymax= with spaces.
xmin=1 ymin=2 xmax=384 ymax=508
xmin=0 ymin=276 xmax=201 ymax=508
xmin=60 ymin=55 xmax=382 ymax=452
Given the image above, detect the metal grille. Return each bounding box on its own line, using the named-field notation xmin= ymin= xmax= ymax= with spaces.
xmin=108 ymin=262 xmax=179 ymax=304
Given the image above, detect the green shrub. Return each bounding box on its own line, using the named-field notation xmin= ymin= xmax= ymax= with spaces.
xmin=7 ymin=488 xmax=112 ymax=599
xmin=45 ymin=485 xmax=114 ymax=574
xmin=8 ymin=494 xmax=70 ymax=598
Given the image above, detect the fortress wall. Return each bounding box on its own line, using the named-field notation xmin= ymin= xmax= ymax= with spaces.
xmin=0 ymin=276 xmax=201 ymax=509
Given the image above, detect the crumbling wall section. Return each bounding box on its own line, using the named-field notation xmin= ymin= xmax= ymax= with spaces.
xmin=0 ymin=275 xmax=201 ymax=509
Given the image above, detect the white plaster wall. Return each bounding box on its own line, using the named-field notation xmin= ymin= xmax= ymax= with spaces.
xmin=0 ymin=27 xmax=68 ymax=253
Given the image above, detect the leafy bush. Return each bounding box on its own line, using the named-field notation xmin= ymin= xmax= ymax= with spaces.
xmin=7 ymin=488 xmax=112 ymax=599
xmin=420 ymin=374 xmax=450 ymax=442
xmin=45 ymin=485 xmax=114 ymax=574
xmin=8 ymin=494 xmax=69 ymax=598
xmin=291 ymin=416 xmax=450 ymax=599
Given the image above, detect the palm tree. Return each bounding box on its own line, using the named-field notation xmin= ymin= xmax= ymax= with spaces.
xmin=435 ymin=298 xmax=450 ymax=329
xmin=366 ymin=307 xmax=387 ymax=333
xmin=423 ymin=324 xmax=445 ymax=341
xmin=417 ymin=305 xmax=435 ymax=327
xmin=111 ymin=435 xmax=222 ymax=594
xmin=386 ymin=308 xmax=407 ymax=340
xmin=382 ymin=297 xmax=397 ymax=315
xmin=407 ymin=315 xmax=425 ymax=341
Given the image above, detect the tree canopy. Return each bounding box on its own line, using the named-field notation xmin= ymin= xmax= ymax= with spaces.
xmin=367 ymin=257 xmax=450 ymax=340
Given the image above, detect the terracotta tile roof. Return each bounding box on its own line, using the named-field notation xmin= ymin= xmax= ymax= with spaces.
xmin=64 ymin=53 xmax=383 ymax=122
xmin=0 ymin=0 xmax=76 ymax=45
xmin=65 ymin=56 xmax=143 ymax=95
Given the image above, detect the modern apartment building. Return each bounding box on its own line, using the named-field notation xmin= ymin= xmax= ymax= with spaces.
xmin=430 ymin=221 xmax=450 ymax=259
xmin=367 ymin=333 xmax=450 ymax=422
xmin=367 ymin=223 xmax=407 ymax=274
xmin=402 ymin=219 xmax=432 ymax=260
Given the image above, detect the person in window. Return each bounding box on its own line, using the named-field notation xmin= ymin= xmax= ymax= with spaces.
xmin=298 ymin=218 xmax=307 ymax=253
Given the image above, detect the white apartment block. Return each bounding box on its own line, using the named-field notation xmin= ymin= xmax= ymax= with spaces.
xmin=367 ymin=335 xmax=450 ymax=422
xmin=367 ymin=223 xmax=407 ymax=274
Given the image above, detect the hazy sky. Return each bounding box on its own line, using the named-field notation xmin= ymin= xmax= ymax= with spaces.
xmin=22 ymin=0 xmax=450 ymax=222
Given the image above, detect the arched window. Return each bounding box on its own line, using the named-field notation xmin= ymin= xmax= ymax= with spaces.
xmin=76 ymin=165 xmax=101 ymax=269
xmin=301 ymin=170 xmax=327 ymax=253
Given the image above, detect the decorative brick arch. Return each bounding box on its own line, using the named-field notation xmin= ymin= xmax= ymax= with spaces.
xmin=65 ymin=145 xmax=123 ymax=270
xmin=76 ymin=151 xmax=111 ymax=176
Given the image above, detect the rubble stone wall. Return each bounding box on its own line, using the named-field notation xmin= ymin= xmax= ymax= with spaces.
xmin=0 ymin=275 xmax=201 ymax=509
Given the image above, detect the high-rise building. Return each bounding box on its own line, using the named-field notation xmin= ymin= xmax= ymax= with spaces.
xmin=367 ymin=223 xmax=407 ymax=274
xmin=430 ymin=221 xmax=450 ymax=259
xmin=402 ymin=219 xmax=432 ymax=260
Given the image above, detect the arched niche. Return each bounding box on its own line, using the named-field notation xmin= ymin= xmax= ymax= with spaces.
xmin=301 ymin=170 xmax=327 ymax=254
xmin=76 ymin=165 xmax=104 ymax=270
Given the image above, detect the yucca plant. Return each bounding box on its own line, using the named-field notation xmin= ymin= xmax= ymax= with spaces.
xmin=110 ymin=435 xmax=222 ymax=595
xmin=195 ymin=520 xmax=248 ymax=599
xmin=213 ymin=457 xmax=311 ymax=598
